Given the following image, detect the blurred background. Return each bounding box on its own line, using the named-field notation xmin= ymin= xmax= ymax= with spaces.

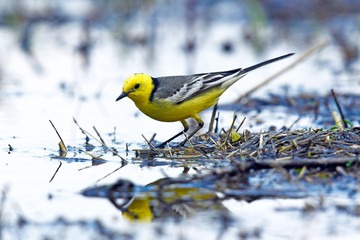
xmin=1 ymin=0 xmax=359 ymax=141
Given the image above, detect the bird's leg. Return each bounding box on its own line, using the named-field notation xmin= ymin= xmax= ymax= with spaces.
xmin=178 ymin=115 xmax=204 ymax=147
xmin=156 ymin=120 xmax=189 ymax=148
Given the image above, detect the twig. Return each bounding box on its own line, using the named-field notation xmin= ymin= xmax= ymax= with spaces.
xmin=263 ymin=129 xmax=286 ymax=145
xmin=235 ymin=40 xmax=329 ymax=102
xmin=288 ymin=116 xmax=301 ymax=130
xmin=235 ymin=117 xmax=246 ymax=132
xmin=149 ymin=133 xmax=157 ymax=144
xmin=335 ymin=166 xmax=348 ymax=177
xmin=183 ymin=133 xmax=195 ymax=153
xmin=72 ymin=118 xmax=90 ymax=138
xmin=331 ymin=89 xmax=348 ymax=128
xmin=259 ymin=132 xmax=264 ymax=150
xmin=327 ymin=103 xmax=344 ymax=130
xmin=294 ymin=166 xmax=307 ymax=181
xmin=73 ymin=117 xmax=126 ymax=161
xmin=49 ymin=161 xmax=62 ymax=182
xmin=78 ymin=148 xmax=107 ymax=161
xmin=225 ymin=149 xmax=240 ymax=159
xmin=142 ymin=134 xmax=155 ymax=150
xmin=49 ymin=120 xmax=67 ymax=156
xmin=209 ymin=137 xmax=224 ymax=150
xmin=93 ymin=126 xmax=106 ymax=145
xmin=224 ymin=110 xmax=237 ymax=146
xmin=167 ymin=143 xmax=173 ymax=157
xmin=49 ymin=120 xmax=66 ymax=145
xmin=96 ymin=166 xmax=126 ymax=183
xmin=292 ymin=139 xmax=299 ymax=150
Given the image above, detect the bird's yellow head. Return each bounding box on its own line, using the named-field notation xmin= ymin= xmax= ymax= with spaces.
xmin=116 ymin=73 xmax=153 ymax=104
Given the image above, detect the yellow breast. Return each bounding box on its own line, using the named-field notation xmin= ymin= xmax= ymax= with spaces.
xmin=134 ymin=88 xmax=223 ymax=122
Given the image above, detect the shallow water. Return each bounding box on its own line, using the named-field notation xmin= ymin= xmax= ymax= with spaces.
xmin=1 ymin=1 xmax=360 ymax=239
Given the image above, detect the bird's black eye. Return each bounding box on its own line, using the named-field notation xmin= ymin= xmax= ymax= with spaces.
xmin=134 ymin=83 xmax=140 ymax=89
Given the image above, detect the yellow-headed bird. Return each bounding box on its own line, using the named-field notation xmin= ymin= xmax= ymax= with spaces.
xmin=116 ymin=53 xmax=294 ymax=147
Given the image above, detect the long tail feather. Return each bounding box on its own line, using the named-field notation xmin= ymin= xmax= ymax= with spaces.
xmin=242 ymin=53 xmax=294 ymax=74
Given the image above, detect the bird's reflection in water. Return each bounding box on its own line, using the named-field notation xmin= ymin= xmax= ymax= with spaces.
xmin=82 ymin=178 xmax=228 ymax=222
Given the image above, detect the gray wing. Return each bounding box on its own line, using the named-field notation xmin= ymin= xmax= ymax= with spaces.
xmin=150 ymin=68 xmax=243 ymax=104
xmin=151 ymin=75 xmax=196 ymax=100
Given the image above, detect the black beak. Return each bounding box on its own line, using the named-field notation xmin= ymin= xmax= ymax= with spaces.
xmin=116 ymin=92 xmax=129 ymax=101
